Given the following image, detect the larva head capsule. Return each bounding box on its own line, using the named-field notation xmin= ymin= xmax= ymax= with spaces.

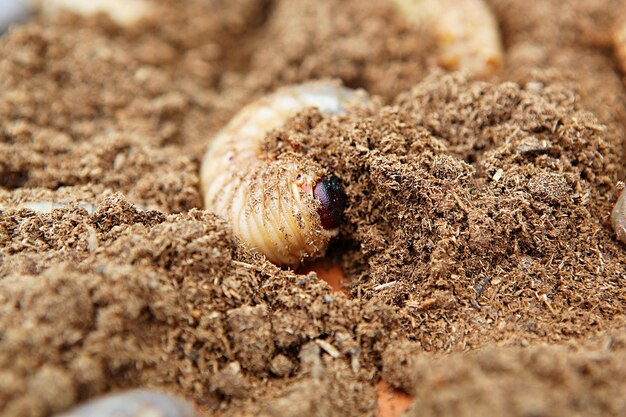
xmin=313 ymin=176 xmax=346 ymax=230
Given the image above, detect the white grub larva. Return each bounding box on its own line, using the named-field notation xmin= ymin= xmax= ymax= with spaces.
xmin=200 ymin=81 xmax=368 ymax=266
xmin=392 ymin=0 xmax=503 ymax=76
xmin=612 ymin=188 xmax=626 ymax=244
xmin=53 ymin=389 xmax=197 ymax=417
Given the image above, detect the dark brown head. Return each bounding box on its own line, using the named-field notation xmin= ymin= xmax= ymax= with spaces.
xmin=313 ymin=176 xmax=346 ymax=230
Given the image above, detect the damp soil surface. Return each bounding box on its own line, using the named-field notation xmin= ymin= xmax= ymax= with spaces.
xmin=1 ymin=1 xmax=626 ymax=416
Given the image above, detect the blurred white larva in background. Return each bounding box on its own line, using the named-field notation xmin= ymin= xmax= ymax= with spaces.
xmin=392 ymin=0 xmax=503 ymax=76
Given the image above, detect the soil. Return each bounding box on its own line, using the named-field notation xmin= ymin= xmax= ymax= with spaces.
xmin=1 ymin=0 xmax=625 ymax=416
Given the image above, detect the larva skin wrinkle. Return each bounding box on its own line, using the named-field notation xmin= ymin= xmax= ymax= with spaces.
xmin=200 ymin=81 xmax=368 ymax=266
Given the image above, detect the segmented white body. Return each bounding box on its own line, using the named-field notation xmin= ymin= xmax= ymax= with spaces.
xmin=392 ymin=0 xmax=503 ymax=75
xmin=200 ymin=81 xmax=367 ymax=266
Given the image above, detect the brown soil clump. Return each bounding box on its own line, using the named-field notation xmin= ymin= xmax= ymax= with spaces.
xmin=1 ymin=195 xmax=392 ymax=417
xmin=274 ymin=72 xmax=625 ymax=354
xmin=383 ymin=333 xmax=626 ymax=416
xmin=1 ymin=1 xmax=626 ymax=417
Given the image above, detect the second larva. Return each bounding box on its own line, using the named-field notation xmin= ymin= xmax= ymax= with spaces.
xmin=392 ymin=0 xmax=503 ymax=76
xmin=200 ymin=81 xmax=369 ymax=266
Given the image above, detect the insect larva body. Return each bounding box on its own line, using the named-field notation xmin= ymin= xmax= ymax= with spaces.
xmin=392 ymin=0 xmax=503 ymax=76
xmin=53 ymin=389 xmax=197 ymax=417
xmin=612 ymin=188 xmax=626 ymax=244
xmin=200 ymin=81 xmax=366 ymax=266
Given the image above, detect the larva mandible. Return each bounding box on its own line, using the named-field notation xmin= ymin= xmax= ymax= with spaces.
xmin=200 ymin=81 xmax=369 ymax=266
xmin=392 ymin=0 xmax=503 ymax=76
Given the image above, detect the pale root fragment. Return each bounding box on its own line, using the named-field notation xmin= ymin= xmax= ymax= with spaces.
xmin=200 ymin=81 xmax=369 ymax=266
xmin=27 ymin=0 xmax=152 ymax=26
xmin=392 ymin=0 xmax=503 ymax=76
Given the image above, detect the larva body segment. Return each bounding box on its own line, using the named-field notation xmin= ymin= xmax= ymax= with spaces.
xmin=612 ymin=188 xmax=626 ymax=244
xmin=200 ymin=81 xmax=367 ymax=266
xmin=392 ymin=0 xmax=503 ymax=76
